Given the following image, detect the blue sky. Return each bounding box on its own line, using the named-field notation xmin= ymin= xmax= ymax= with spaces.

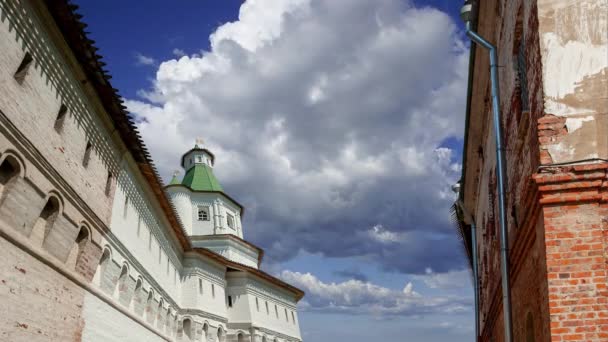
xmin=75 ymin=0 xmax=472 ymax=341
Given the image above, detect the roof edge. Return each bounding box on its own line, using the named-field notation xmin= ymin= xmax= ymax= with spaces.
xmin=192 ymin=247 xmax=304 ymax=301
xmin=44 ymin=0 xmax=192 ymax=251
xmin=191 ymin=234 xmax=265 ymax=267
xmin=165 ymin=184 xmax=245 ymax=215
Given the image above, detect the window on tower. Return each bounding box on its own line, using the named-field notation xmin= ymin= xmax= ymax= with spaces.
xmin=198 ymin=207 xmax=210 ymax=221
xmin=227 ymin=214 xmax=235 ymax=229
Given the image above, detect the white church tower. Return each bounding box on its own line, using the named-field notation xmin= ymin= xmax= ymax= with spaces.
xmin=166 ymin=142 xmax=262 ymax=269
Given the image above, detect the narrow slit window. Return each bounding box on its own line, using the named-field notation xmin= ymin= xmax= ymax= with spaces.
xmin=14 ymin=52 xmax=33 ymax=83
xmin=275 ymin=304 xmax=279 ymax=318
xmin=291 ymin=311 xmax=295 ymax=324
xmin=265 ymin=301 xmax=269 ymax=314
xmin=228 ymin=295 xmax=233 ymax=307
xmin=123 ymin=195 xmax=129 ymax=218
xmin=105 ymin=172 xmax=113 ymax=196
xmin=54 ymin=104 xmax=68 ymax=132
xmin=285 ymin=308 xmax=288 ymax=321
xmin=82 ymin=142 xmax=93 ymax=167
xmin=211 ymin=284 xmax=215 ymax=298
xmin=199 ymin=278 xmax=203 ymax=295
xmin=255 ymin=297 xmax=259 ymax=311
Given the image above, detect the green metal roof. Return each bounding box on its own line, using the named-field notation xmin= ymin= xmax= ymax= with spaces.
xmin=169 ymin=173 xmax=181 ymax=185
xmin=181 ymin=164 xmax=223 ymax=191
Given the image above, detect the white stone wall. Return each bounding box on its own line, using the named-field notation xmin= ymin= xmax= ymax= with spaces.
xmin=81 ymin=292 xmax=168 ymax=342
xmin=193 ymin=238 xmax=259 ymax=269
xmin=0 ymin=0 xmax=120 ymax=225
xmin=226 ymin=273 xmax=301 ymax=341
xmin=108 ymin=159 xmax=184 ymax=302
xmin=181 ymin=256 xmax=228 ymax=317
xmin=168 ymin=188 xmax=243 ymax=238
xmin=0 ymin=1 xmax=304 ymax=341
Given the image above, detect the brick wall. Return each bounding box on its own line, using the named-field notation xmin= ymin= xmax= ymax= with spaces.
xmin=535 ymin=164 xmax=608 ymax=341
xmin=467 ymin=0 xmax=608 ymax=339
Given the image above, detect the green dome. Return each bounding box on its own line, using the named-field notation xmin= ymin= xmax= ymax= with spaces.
xmin=181 ymin=164 xmax=223 ymax=191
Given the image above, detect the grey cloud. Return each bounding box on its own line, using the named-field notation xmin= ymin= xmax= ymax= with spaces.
xmin=333 ymin=269 xmax=369 ymax=282
xmin=127 ymin=0 xmax=469 ymax=276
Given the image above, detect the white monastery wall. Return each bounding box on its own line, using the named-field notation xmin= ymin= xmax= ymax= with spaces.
xmin=0 ymin=1 xmax=304 ymax=341
xmin=0 ymin=0 xmax=121 ymax=224
xmin=169 ymin=187 xmax=243 ymax=238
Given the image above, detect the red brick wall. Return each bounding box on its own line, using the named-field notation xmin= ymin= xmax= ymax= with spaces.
xmin=536 ymin=164 xmax=608 ymax=341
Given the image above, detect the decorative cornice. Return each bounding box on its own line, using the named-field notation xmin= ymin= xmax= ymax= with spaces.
xmin=534 ymin=163 xmax=608 ymax=205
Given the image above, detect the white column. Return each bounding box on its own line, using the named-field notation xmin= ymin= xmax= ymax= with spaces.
xmin=236 ymin=214 xmax=243 ymax=238
xmin=213 ymin=201 xmax=220 ymax=234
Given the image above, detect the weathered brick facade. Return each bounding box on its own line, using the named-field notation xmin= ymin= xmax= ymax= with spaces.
xmin=460 ymin=0 xmax=607 ymax=341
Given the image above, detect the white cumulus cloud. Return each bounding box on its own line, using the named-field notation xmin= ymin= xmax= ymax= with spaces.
xmin=127 ymin=0 xmax=469 ymax=274
xmin=280 ymin=270 xmax=470 ymax=316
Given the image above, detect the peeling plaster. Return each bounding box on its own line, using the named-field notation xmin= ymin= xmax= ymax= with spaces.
xmin=547 ymin=141 xmax=599 ymax=163
xmin=542 ymin=33 xmax=608 ymax=115
xmin=565 ymin=116 xmax=594 ymax=132
xmin=539 ymin=0 xmax=608 ymax=116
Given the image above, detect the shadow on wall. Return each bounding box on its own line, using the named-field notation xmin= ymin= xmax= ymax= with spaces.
xmin=0 ymin=150 xmax=101 ymax=280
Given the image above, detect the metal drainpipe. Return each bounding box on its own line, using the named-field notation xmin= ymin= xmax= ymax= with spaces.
xmin=456 ymin=199 xmax=480 ymax=341
xmin=460 ymin=2 xmax=514 ymax=342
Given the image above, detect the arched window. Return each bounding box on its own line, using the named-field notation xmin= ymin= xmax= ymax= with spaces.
xmin=31 ymin=196 xmax=61 ymax=247
xmin=133 ymin=277 xmax=143 ymax=311
xmin=0 ymin=155 xmax=20 ymax=201
xmin=202 ymin=323 xmax=209 ymax=342
xmin=198 ymin=207 xmax=209 ymax=221
xmin=145 ymin=290 xmax=154 ymax=321
xmin=237 ymin=333 xmax=245 ymax=342
xmin=183 ymin=318 xmax=193 ymax=341
xmin=116 ymin=263 xmax=129 ymax=300
xmin=99 ymin=248 xmax=111 ymax=269
xmin=157 ymin=299 xmax=165 ymax=328
xmin=96 ymin=247 xmax=111 ymax=288
xmin=67 ymin=226 xmax=90 ymax=271
xmin=217 ymin=327 xmax=225 ymax=342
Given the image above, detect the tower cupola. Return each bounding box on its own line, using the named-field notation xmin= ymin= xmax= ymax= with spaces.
xmin=181 ymin=140 xmax=215 ymax=170
xmin=166 ymin=140 xmax=259 ymax=268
